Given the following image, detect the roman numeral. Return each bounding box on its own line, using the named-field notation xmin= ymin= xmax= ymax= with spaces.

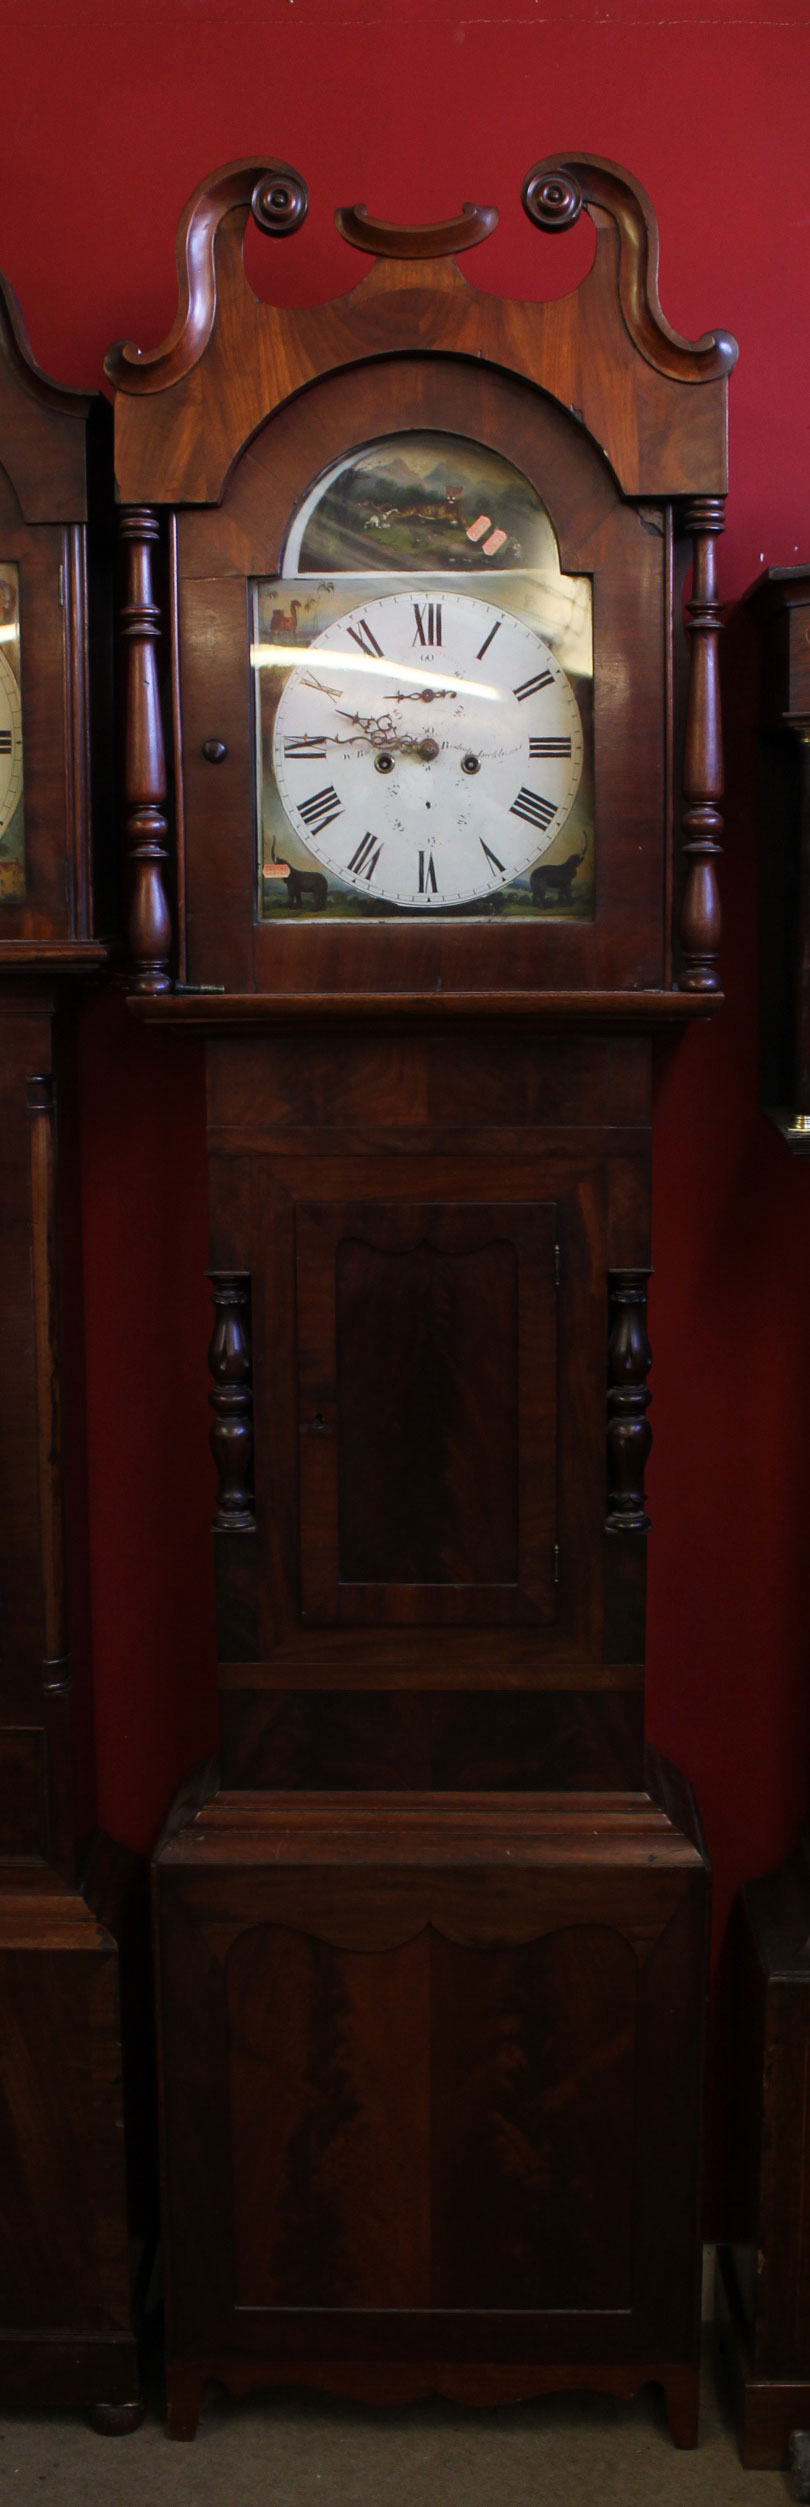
xmin=476 ymin=620 xmax=501 ymax=662
xmin=347 ymin=618 xmax=383 ymax=657
xmin=418 ymin=851 xmax=438 ymax=895
xmin=284 ymin=734 xmax=328 ymax=760
xmin=514 ymin=670 xmax=554 ymax=701
xmin=413 ymin=602 xmax=442 ymax=648
xmin=0 ymin=730 xmax=11 ymax=755
xmin=299 ymin=785 xmax=343 ymax=834
xmin=480 ymin=839 xmax=506 ymax=879
xmin=347 ymin=831 xmax=382 ymax=881
xmin=510 ymin=787 xmax=556 ymax=832
xmin=529 ymin=735 xmax=572 ymax=759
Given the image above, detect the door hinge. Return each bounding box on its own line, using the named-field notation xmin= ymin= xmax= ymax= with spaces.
xmin=554 ymin=1242 xmax=561 ymax=1289
xmin=553 ymin=1542 xmax=560 ymax=1585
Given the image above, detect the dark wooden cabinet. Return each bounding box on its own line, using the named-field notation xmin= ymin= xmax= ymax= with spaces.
xmin=718 ymin=1834 xmax=810 ymax=2468
xmin=0 ymin=277 xmax=142 ymax=2423
xmin=747 ymin=565 xmax=810 ymax=1146
xmin=716 ymin=567 xmax=810 ymax=2470
xmin=107 ymin=153 xmax=735 ymax=2439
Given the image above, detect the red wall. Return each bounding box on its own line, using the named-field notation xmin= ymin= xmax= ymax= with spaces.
xmin=4 ymin=0 xmax=810 ymax=2212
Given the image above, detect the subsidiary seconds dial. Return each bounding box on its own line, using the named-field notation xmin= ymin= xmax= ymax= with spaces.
xmin=271 ymin=591 xmax=583 ymax=908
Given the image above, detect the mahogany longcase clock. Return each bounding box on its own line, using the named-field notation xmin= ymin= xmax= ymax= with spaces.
xmin=716 ymin=568 xmax=810 ymax=2474
xmin=107 ymin=154 xmax=736 ymax=2441
xmin=0 ymin=281 xmax=144 ymax=2422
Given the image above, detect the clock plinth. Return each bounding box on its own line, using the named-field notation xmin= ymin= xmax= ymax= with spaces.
xmin=108 ymin=156 xmax=734 ymax=2437
xmin=156 ymin=1762 xmax=706 ymax=2447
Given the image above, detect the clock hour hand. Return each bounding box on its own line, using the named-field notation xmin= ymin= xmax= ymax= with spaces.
xmin=333 ymin=707 xmax=431 ymax=753
xmin=300 ymin=689 xmax=428 ymax=754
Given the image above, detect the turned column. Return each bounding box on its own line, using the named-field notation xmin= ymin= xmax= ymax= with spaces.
xmin=207 ymin=1274 xmax=254 ymax=1530
xmin=606 ymin=1269 xmax=652 ymax=1533
xmin=679 ymin=494 xmax=726 ymax=994
xmin=120 ymin=504 xmax=172 ymax=994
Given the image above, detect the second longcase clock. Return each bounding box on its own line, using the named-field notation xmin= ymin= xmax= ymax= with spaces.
xmin=107 ymin=153 xmax=735 ymax=2439
xmin=0 ymin=272 xmax=143 ymax=2423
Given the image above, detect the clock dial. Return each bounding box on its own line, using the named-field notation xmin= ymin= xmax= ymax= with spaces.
xmin=271 ymin=591 xmax=583 ymax=910
xmin=0 ymin=647 xmax=23 ymax=839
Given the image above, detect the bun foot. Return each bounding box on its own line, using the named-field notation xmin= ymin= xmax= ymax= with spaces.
xmin=87 ymin=2398 xmax=145 ymax=2436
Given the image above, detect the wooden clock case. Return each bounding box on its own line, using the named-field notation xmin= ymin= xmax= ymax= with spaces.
xmin=107 ymin=154 xmax=736 ymax=2441
xmin=716 ymin=568 xmax=810 ymax=2472
xmin=0 ymin=280 xmax=145 ymax=2426
xmin=747 ymin=565 xmax=810 ymax=1148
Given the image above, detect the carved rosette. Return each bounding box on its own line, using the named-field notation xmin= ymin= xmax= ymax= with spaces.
xmin=679 ymin=495 xmax=726 ymax=994
xmin=606 ymin=1270 xmax=652 ymax=1534
xmin=251 ymin=167 xmax=309 ymax=237
xmin=521 ymin=168 xmax=583 ymax=232
xmin=120 ymin=504 xmax=172 ymax=994
xmin=208 ymin=1273 xmax=254 ymax=1531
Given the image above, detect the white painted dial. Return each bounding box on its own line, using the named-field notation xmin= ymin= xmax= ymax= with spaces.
xmin=271 ymin=591 xmax=583 ymax=909
xmin=0 ymin=646 xmax=22 ymax=839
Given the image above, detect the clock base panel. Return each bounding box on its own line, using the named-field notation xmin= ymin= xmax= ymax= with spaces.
xmin=0 ymin=1841 xmax=148 ymax=2415
xmin=714 ymin=1827 xmax=810 ymax=2467
xmin=154 ymin=1765 xmax=708 ymax=2443
xmin=715 ymin=2244 xmax=810 ymax=2470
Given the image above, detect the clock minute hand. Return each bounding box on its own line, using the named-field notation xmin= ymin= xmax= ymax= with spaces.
xmin=310 ymin=699 xmax=423 ymax=754
xmin=302 ymin=671 xmax=458 ymax=712
xmin=300 ymin=675 xmax=463 ymax=751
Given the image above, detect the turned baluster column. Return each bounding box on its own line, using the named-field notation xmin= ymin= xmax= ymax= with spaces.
xmin=120 ymin=504 xmax=172 ymax=994
xmin=679 ymin=493 xmax=726 ymax=994
xmin=208 ymin=1274 xmax=254 ymax=1530
xmin=605 ymin=1269 xmax=652 ymax=1533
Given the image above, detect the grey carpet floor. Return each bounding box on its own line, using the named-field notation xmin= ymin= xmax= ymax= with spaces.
xmin=0 ymin=2344 xmax=792 ymax=2505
